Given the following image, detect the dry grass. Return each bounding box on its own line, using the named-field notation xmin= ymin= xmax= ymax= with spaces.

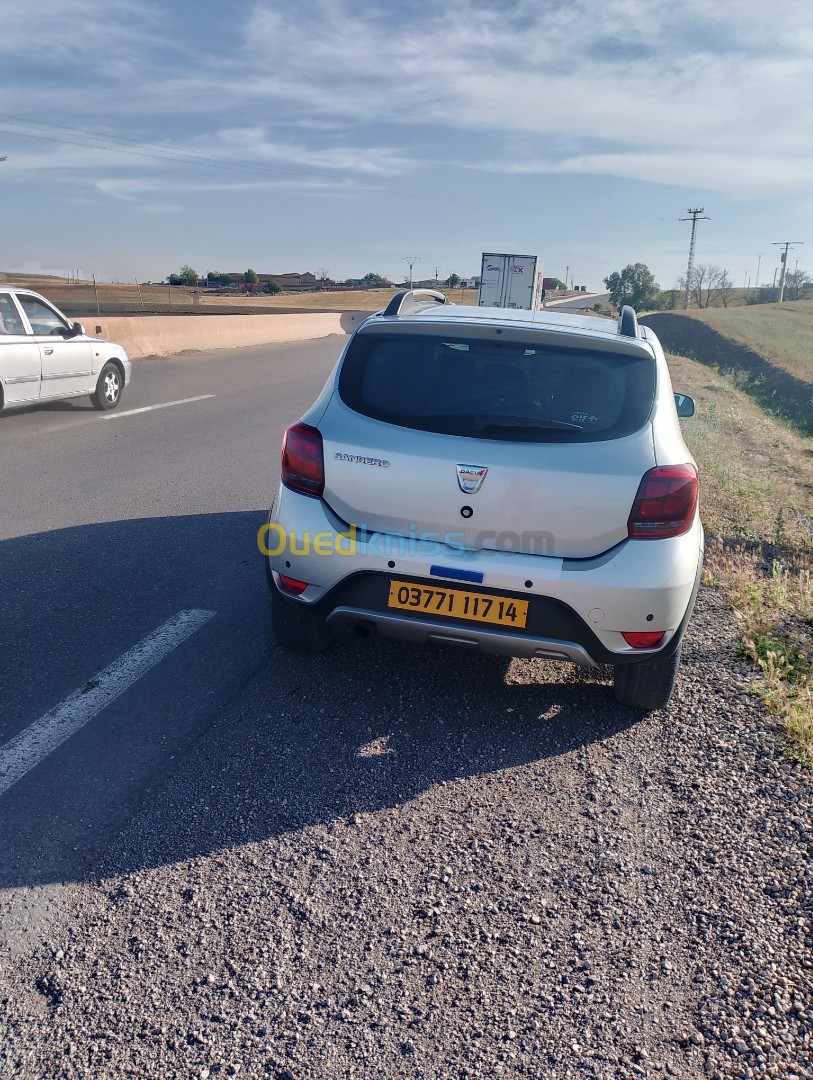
xmin=669 ymin=351 xmax=813 ymax=763
xmin=683 ymin=300 xmax=813 ymax=383
xmin=0 ymin=273 xmax=478 ymax=314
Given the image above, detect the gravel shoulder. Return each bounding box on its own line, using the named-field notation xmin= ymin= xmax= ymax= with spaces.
xmin=1 ymin=588 xmax=811 ymax=1079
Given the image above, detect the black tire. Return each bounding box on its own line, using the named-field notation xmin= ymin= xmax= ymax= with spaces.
xmin=613 ymin=645 xmax=682 ymax=710
xmin=270 ymin=579 xmax=333 ymax=653
xmin=91 ymin=362 xmax=123 ymax=411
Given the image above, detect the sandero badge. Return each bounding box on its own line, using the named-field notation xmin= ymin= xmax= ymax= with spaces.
xmin=456 ymin=464 xmax=488 ymax=494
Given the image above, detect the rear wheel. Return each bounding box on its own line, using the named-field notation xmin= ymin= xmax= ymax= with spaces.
xmin=613 ymin=646 xmax=682 ymax=710
xmin=269 ymin=575 xmax=332 ymax=653
xmin=91 ymin=362 xmax=122 ymax=410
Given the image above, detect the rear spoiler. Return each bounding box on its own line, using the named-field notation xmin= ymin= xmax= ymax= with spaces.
xmin=618 ymin=305 xmax=639 ymax=338
xmin=381 ymin=289 xmax=448 ymax=317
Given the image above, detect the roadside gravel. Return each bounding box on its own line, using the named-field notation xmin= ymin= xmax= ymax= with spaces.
xmin=1 ymin=588 xmax=810 ymax=1078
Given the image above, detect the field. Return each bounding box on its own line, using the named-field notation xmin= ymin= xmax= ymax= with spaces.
xmin=663 ymin=329 xmax=813 ymax=762
xmin=673 ymin=300 xmax=813 ymax=382
xmin=0 ymin=273 xmax=478 ymax=317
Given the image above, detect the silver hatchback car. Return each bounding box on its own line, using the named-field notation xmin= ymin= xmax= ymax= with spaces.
xmin=264 ymin=291 xmax=702 ymax=709
xmin=0 ymin=287 xmax=131 ymax=412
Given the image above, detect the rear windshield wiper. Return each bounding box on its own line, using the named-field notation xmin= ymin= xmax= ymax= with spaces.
xmin=472 ymin=414 xmax=584 ymax=432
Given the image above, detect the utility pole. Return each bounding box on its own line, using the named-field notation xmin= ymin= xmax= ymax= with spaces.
xmin=755 ymin=252 xmax=764 ymax=290
xmin=565 ymin=266 xmax=570 ymax=292
xmin=135 ymin=279 xmax=145 ymax=309
xmin=680 ymin=208 xmax=710 ymax=309
xmin=401 ymin=256 xmax=419 ymax=289
xmin=772 ymin=241 xmax=803 ymax=303
xmin=434 ymin=266 xmax=440 ymax=287
xmin=92 ymin=274 xmax=101 ymax=319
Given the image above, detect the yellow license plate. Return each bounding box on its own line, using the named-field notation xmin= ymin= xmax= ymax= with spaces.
xmin=387 ymin=580 xmax=529 ymax=629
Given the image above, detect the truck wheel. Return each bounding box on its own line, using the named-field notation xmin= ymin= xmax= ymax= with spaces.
xmin=613 ymin=646 xmax=682 ymax=710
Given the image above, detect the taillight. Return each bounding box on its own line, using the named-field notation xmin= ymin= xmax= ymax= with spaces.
xmin=278 ymin=574 xmax=309 ymax=596
xmin=627 ymin=464 xmax=698 ymax=539
xmin=622 ymin=631 xmax=666 ymax=649
xmin=281 ymin=422 xmax=324 ymax=497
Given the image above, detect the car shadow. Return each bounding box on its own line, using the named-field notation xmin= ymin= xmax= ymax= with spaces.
xmin=0 ymin=512 xmax=638 ymax=891
xmin=0 ymin=396 xmax=96 ymax=420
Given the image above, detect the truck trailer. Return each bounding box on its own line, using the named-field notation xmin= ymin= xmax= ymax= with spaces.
xmin=478 ymin=253 xmax=543 ymax=309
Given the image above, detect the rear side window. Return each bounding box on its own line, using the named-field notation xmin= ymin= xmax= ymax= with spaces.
xmin=0 ymin=294 xmax=25 ymax=335
xmin=338 ymin=331 xmax=655 ymax=442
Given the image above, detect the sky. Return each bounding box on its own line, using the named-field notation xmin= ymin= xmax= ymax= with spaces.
xmin=0 ymin=0 xmax=811 ymax=289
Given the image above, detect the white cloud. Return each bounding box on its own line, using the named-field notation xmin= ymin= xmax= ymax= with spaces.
xmin=226 ymin=0 xmax=813 ymax=197
xmin=0 ymin=0 xmax=166 ymax=68
xmin=93 ymin=174 xmax=372 ymax=204
xmin=1 ymin=0 xmax=811 ymax=204
xmin=194 ymin=126 xmax=415 ymax=176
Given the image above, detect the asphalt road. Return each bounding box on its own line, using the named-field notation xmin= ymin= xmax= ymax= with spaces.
xmin=546 ymin=292 xmax=609 ymax=313
xmin=0 ymin=336 xmax=345 ymax=956
xmin=0 ymin=302 xmax=602 ymax=940
xmin=1 ymin=322 xmax=809 ymax=1078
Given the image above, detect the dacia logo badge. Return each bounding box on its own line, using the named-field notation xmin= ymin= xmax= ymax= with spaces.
xmin=456 ymin=464 xmax=488 ymax=494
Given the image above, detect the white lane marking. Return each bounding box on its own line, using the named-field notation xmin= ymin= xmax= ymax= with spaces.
xmin=103 ymin=394 xmax=214 ymax=419
xmin=0 ymin=609 xmax=215 ymax=797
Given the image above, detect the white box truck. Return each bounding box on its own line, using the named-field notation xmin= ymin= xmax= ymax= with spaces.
xmin=478 ymin=252 xmax=543 ymax=309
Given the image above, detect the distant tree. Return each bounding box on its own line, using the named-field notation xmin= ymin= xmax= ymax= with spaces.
xmin=177 ymin=265 xmax=199 ymax=285
xmin=603 ymin=263 xmax=659 ymax=311
xmin=361 ymin=272 xmax=385 ymax=286
xmin=168 ymin=274 xmax=183 ymax=286
xmin=716 ymin=270 xmax=735 ymax=307
xmin=263 ymin=280 xmax=282 ymax=294
xmin=747 ymin=287 xmax=780 ymax=305
xmin=317 ymin=268 xmax=330 ymax=290
xmin=547 ymin=277 xmax=566 ymax=290
xmin=785 ymin=268 xmax=813 ymax=302
xmin=678 ymin=265 xmax=733 ymax=308
xmin=244 ymin=268 xmax=259 ymax=284
xmin=206 ymin=270 xmax=232 ymax=286
xmin=472 ymin=275 xmax=481 ymax=287
xmin=446 ymin=272 xmax=461 ymax=288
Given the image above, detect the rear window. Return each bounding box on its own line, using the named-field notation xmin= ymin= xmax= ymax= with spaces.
xmin=338 ymin=331 xmax=655 ymax=442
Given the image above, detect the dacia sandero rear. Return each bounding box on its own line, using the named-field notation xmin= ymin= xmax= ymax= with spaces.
xmin=264 ymin=291 xmax=702 ymax=710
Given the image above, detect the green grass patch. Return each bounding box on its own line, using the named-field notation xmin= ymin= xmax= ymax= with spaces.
xmin=668 ymin=351 xmax=813 ymax=764
xmin=686 ymin=301 xmax=813 ymax=384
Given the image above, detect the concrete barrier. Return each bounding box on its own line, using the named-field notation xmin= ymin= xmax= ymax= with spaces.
xmin=87 ymin=311 xmax=370 ymax=359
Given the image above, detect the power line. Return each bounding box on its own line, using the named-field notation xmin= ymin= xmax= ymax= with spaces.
xmin=772 ymin=241 xmax=804 ymax=303
xmin=0 ymin=113 xmax=657 ymax=223
xmin=679 ymin=208 xmax=710 ymax=309
xmin=0 ymin=120 xmax=362 ymax=187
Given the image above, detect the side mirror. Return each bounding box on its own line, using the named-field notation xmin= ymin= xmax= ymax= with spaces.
xmin=69 ymin=321 xmax=85 ymax=337
xmin=674 ymin=393 xmax=695 ymax=418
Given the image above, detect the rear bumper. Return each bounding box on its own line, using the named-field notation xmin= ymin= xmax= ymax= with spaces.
xmin=266 ymin=485 xmax=704 ymax=664
xmin=327 ymin=606 xmax=599 ymax=667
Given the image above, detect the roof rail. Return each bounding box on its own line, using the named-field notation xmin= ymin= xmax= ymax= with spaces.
xmin=618 ymin=305 xmax=639 ymax=338
xmin=381 ymin=289 xmax=448 ymax=317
